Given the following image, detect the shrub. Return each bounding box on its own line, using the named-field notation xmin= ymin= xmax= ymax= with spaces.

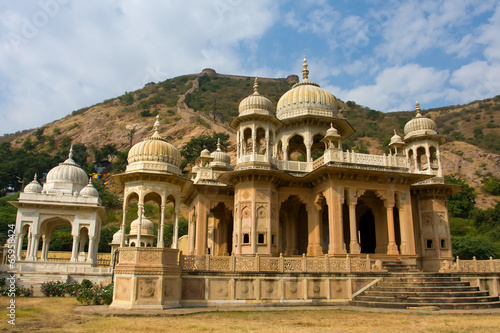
xmin=40 ymin=281 xmax=67 ymax=297
xmin=0 ymin=284 xmax=34 ymax=297
xmin=81 ymin=279 xmax=93 ymax=289
xmin=76 ymin=283 xmax=113 ymax=305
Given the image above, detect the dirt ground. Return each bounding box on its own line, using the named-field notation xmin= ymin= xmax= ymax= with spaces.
xmin=1 ymin=297 xmax=499 ymax=333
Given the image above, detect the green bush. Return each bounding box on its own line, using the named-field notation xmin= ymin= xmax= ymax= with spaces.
xmin=0 ymin=284 xmax=33 ymax=297
xmin=76 ymin=284 xmax=113 ymax=305
xmin=81 ymin=279 xmax=93 ymax=289
xmin=40 ymin=281 xmax=67 ymax=297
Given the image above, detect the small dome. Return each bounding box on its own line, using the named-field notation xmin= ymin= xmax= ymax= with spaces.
xmin=210 ymin=138 xmax=231 ymax=169
xmin=238 ymin=78 xmax=274 ymax=116
xmin=325 ymin=124 xmax=340 ymax=137
xmin=129 ymin=213 xmax=155 ymax=236
xmin=389 ymin=130 xmax=404 ymax=145
xmin=200 ymin=148 xmax=211 ymax=157
xmin=404 ymin=102 xmax=437 ymax=140
xmin=111 ymin=229 xmax=124 ymax=245
xmin=127 ymin=116 xmax=182 ymax=174
xmin=79 ymin=178 xmax=99 ymax=197
xmin=45 ymin=147 xmax=89 ymax=193
xmin=277 ymin=57 xmax=338 ymax=121
xmin=24 ymin=174 xmax=43 ymax=193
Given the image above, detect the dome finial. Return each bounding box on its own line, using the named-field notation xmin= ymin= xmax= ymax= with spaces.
xmin=153 ymin=115 xmax=160 ymax=132
xmin=302 ymin=55 xmax=309 ymax=80
xmin=33 ymin=173 xmax=38 ymax=181
xmin=69 ymin=145 xmax=74 ymax=160
xmin=217 ymin=137 xmax=222 ymax=151
xmin=415 ymin=100 xmax=421 ymax=117
xmin=394 ymin=129 xmax=397 ymax=135
xmin=253 ymin=77 xmax=259 ymax=93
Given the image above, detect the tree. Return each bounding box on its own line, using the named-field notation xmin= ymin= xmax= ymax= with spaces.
xmin=481 ymin=176 xmax=500 ymax=196
xmin=452 ymin=235 xmax=499 ymax=260
xmin=180 ymin=132 xmax=229 ymax=166
xmin=164 ymin=217 xmax=188 ymax=248
xmin=445 ymin=174 xmax=476 ymax=218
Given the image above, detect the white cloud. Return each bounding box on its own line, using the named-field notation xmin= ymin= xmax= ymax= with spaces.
xmin=330 ymin=64 xmax=449 ymax=111
xmin=0 ymin=0 xmax=279 ymax=135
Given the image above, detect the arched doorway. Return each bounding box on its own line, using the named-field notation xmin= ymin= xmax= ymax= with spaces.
xmin=359 ymin=211 xmax=376 ymax=253
xmin=279 ymin=195 xmax=308 ymax=255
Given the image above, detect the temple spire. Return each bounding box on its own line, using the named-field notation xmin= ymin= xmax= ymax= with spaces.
xmin=253 ymin=77 xmax=259 ymax=94
xmin=217 ymin=137 xmax=222 ymax=151
xmin=302 ymin=56 xmax=309 ymax=80
xmin=415 ymin=100 xmax=422 ymax=117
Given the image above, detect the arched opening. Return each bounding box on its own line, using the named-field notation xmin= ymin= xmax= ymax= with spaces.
xmin=39 ymin=218 xmax=73 ymax=262
xmin=356 ymin=191 xmax=387 ymax=254
xmin=276 ymin=140 xmax=283 ymax=159
xmin=393 ymin=206 xmax=401 ymax=250
xmin=416 ymin=147 xmax=427 ymax=171
xmin=256 ymin=127 xmax=266 ymax=155
xmin=243 ymin=127 xmax=253 ymax=155
xmin=209 ymin=202 xmax=233 ymax=256
xmin=408 ymin=149 xmax=415 ymax=171
xmin=311 ymin=133 xmax=325 ymax=161
xmin=288 ymin=134 xmax=306 ymax=162
xmin=359 ymin=211 xmax=376 ymax=253
xmin=342 ymin=201 xmax=350 ymax=253
xmin=429 ymin=146 xmax=438 ymax=170
xmin=279 ymin=195 xmax=308 ymax=255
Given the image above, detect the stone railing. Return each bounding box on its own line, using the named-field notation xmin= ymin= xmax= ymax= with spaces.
xmin=180 ymin=254 xmax=374 ymax=273
xmin=277 ymin=160 xmax=311 ymax=172
xmin=440 ymin=257 xmax=500 ymax=273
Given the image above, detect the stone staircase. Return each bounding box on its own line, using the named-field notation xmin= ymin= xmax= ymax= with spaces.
xmin=352 ymin=273 xmax=500 ymax=310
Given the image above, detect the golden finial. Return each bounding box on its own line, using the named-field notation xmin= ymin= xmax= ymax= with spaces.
xmin=302 ymin=55 xmax=309 ymax=80
xmin=253 ymin=77 xmax=259 ymax=93
xmin=415 ymin=100 xmax=421 ymax=117
xmin=153 ymin=115 xmax=160 ymax=131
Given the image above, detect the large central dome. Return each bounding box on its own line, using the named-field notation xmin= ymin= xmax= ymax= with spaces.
xmin=276 ymin=57 xmax=338 ymax=121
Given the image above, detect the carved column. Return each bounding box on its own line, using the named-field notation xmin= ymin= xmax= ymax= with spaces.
xmin=348 ymin=196 xmax=361 ymax=254
xmin=70 ymin=235 xmax=80 ymax=262
xmin=305 ymin=140 xmax=312 ymax=162
xmin=40 ymin=235 xmax=47 ymax=261
xmin=120 ymin=205 xmax=127 ymax=247
xmin=136 ymin=204 xmax=143 ymax=247
xmin=194 ymin=199 xmax=208 ymax=255
xmin=306 ymin=202 xmax=323 ymax=256
xmin=188 ymin=210 xmax=196 ymax=255
xmin=31 ymin=234 xmax=40 ymax=261
xmin=436 ymin=145 xmax=443 ymax=177
xmin=16 ymin=233 xmax=24 ymax=260
xmin=326 ymin=187 xmax=345 ymax=254
xmin=87 ymin=236 xmax=95 ymax=264
xmin=385 ymin=196 xmax=399 ymax=255
xmin=396 ymin=192 xmax=408 ymax=254
xmin=172 ymin=206 xmax=180 ymax=249
xmin=158 ymin=204 xmax=166 ymax=248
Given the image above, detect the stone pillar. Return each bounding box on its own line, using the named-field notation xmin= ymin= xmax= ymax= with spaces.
xmin=194 ymin=199 xmax=208 ymax=255
xmin=87 ymin=236 xmax=95 ymax=264
xmin=251 ymin=129 xmax=256 ymax=158
xmin=327 ymin=187 xmax=345 ymax=254
xmin=41 ymin=236 xmax=47 ymax=261
xmin=251 ymin=199 xmax=257 ymax=254
xmin=348 ymin=202 xmax=361 ymax=254
xmin=436 ymin=146 xmax=443 ymax=177
xmin=136 ymin=204 xmax=143 ymax=247
xmin=385 ymin=198 xmax=399 ymax=255
xmin=70 ymin=236 xmax=81 ymax=262
xmin=306 ymin=203 xmax=323 ymax=256
xmin=26 ymin=231 xmax=32 ymax=260
xmin=305 ymin=141 xmax=312 ymax=162
xmin=120 ymin=205 xmax=127 ymax=247
xmin=265 ymin=128 xmax=270 ymax=162
xmin=172 ymin=206 xmax=180 ymax=249
xmin=158 ymin=205 xmax=166 ymax=248
xmin=283 ymin=142 xmax=289 ymax=161
xmin=235 ymin=206 xmax=242 ymax=255
xmin=16 ymin=233 xmax=24 ymax=260
xmin=188 ymin=211 xmax=196 ymax=255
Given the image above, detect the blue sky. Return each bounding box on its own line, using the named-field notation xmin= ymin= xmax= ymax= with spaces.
xmin=0 ymin=0 xmax=499 ymax=135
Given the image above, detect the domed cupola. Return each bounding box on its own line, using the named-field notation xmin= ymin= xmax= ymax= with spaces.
xmin=276 ymin=56 xmax=338 ymax=121
xmin=404 ymin=102 xmax=438 ymax=140
xmin=24 ymin=174 xmax=43 ymax=193
xmin=44 ymin=146 xmax=89 ymax=194
xmin=129 ymin=213 xmax=154 ymax=236
xmin=238 ymin=78 xmax=274 ymax=116
xmin=79 ymin=178 xmax=100 ymax=197
xmin=210 ymin=138 xmax=232 ymax=170
xmin=389 ymin=129 xmax=404 ymax=146
xmin=126 ymin=116 xmax=182 ymax=175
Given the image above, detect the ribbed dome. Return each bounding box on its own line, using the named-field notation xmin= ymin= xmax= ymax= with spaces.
xmin=404 ymin=102 xmax=437 ymax=140
xmin=238 ymin=78 xmax=274 ymax=116
xmin=200 ymin=148 xmax=211 ymax=157
xmin=325 ymin=124 xmax=340 ymax=137
xmin=45 ymin=147 xmax=88 ymax=193
xmin=24 ymin=174 xmax=43 ymax=193
xmin=390 ymin=130 xmax=404 ymax=145
xmin=276 ymin=57 xmax=338 ymax=121
xmin=210 ymin=139 xmax=231 ymax=169
xmin=111 ymin=229 xmax=124 ymax=245
xmin=129 ymin=213 xmax=155 ymax=236
xmin=127 ymin=116 xmax=182 ymax=174
xmin=79 ymin=178 xmax=99 ymax=197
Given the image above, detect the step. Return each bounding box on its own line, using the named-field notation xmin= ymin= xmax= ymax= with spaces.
xmin=383 ymin=277 xmax=462 ymax=283
xmin=380 ymin=281 xmax=471 ymax=287
xmin=351 ymin=301 xmax=500 ymax=310
xmin=355 ymin=295 xmax=500 ymax=304
xmin=363 ymin=291 xmax=490 ymax=298
xmin=373 ymin=286 xmax=481 ymax=293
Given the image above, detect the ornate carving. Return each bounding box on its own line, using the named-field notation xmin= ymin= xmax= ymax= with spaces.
xmin=138 ymin=278 xmax=157 ymax=299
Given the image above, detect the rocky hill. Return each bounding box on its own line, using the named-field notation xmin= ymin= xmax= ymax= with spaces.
xmin=2 ymin=69 xmax=499 ymax=209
